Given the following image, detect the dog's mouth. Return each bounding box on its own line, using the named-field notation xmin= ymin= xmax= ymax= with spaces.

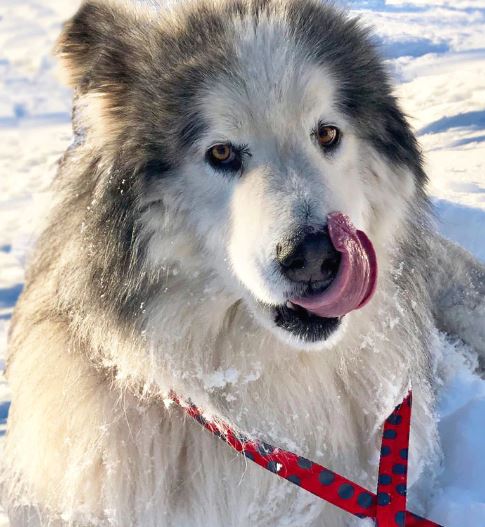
xmin=272 ymin=300 xmax=342 ymax=343
xmin=268 ymin=212 xmax=378 ymax=344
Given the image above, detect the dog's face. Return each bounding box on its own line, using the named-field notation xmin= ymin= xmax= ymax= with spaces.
xmin=59 ymin=0 xmax=425 ymax=351
xmin=168 ymin=64 xmax=375 ymax=349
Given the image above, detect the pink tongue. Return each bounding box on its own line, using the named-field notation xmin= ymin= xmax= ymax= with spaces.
xmin=290 ymin=212 xmax=378 ymax=318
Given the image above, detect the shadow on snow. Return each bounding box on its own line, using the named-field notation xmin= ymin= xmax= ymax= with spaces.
xmin=0 ymin=283 xmax=23 ymax=320
xmin=419 ymin=110 xmax=485 ymax=136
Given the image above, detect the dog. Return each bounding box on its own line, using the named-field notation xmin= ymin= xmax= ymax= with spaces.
xmin=2 ymin=0 xmax=484 ymax=525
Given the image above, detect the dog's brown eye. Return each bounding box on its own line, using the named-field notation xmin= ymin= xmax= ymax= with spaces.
xmin=316 ymin=125 xmax=340 ymax=148
xmin=206 ymin=143 xmax=243 ymax=173
xmin=210 ymin=144 xmax=233 ymax=162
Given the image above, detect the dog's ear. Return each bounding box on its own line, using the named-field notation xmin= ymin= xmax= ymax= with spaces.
xmin=56 ymin=0 xmax=158 ymax=148
xmin=56 ymin=0 xmax=144 ymax=93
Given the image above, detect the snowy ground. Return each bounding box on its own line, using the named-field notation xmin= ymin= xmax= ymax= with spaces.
xmin=0 ymin=0 xmax=484 ymax=525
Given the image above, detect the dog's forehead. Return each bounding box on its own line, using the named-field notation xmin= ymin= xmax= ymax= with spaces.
xmin=200 ymin=20 xmax=339 ymax=140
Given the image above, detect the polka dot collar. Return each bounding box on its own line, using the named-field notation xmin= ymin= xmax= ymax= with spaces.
xmin=169 ymin=391 xmax=443 ymax=527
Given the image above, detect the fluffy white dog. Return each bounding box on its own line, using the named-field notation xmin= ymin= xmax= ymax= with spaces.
xmin=2 ymin=0 xmax=484 ymax=526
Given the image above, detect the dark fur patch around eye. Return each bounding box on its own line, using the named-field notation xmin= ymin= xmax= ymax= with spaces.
xmin=286 ymin=0 xmax=426 ymax=185
xmin=57 ymin=0 xmax=231 ymax=181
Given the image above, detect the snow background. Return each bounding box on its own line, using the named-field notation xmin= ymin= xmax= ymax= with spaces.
xmin=0 ymin=0 xmax=484 ymax=524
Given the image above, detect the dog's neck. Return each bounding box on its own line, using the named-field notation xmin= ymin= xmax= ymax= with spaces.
xmin=83 ymin=241 xmax=436 ymax=488
xmin=115 ymin=262 xmax=419 ymax=438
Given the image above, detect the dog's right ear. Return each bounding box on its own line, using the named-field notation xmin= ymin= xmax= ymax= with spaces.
xmin=56 ymin=0 xmax=139 ymax=93
xmin=56 ymin=0 xmax=157 ymax=146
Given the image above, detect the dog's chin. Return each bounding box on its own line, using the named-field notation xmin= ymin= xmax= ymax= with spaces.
xmin=248 ymin=297 xmax=346 ymax=352
xmin=273 ymin=302 xmax=343 ymax=347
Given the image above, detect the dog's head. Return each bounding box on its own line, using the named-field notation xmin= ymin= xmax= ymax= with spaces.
xmin=58 ymin=0 xmax=426 ymax=350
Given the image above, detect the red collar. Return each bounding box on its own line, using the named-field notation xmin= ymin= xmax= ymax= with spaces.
xmin=169 ymin=390 xmax=443 ymax=527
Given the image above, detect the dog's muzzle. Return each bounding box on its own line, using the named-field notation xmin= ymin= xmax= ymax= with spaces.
xmin=271 ymin=212 xmax=378 ymax=343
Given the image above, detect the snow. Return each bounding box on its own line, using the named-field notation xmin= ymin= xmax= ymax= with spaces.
xmin=200 ymin=367 xmax=241 ymax=391
xmin=0 ymin=0 xmax=483 ymax=525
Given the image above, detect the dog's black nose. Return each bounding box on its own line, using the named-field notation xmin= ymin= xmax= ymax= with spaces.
xmin=277 ymin=229 xmax=340 ymax=284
